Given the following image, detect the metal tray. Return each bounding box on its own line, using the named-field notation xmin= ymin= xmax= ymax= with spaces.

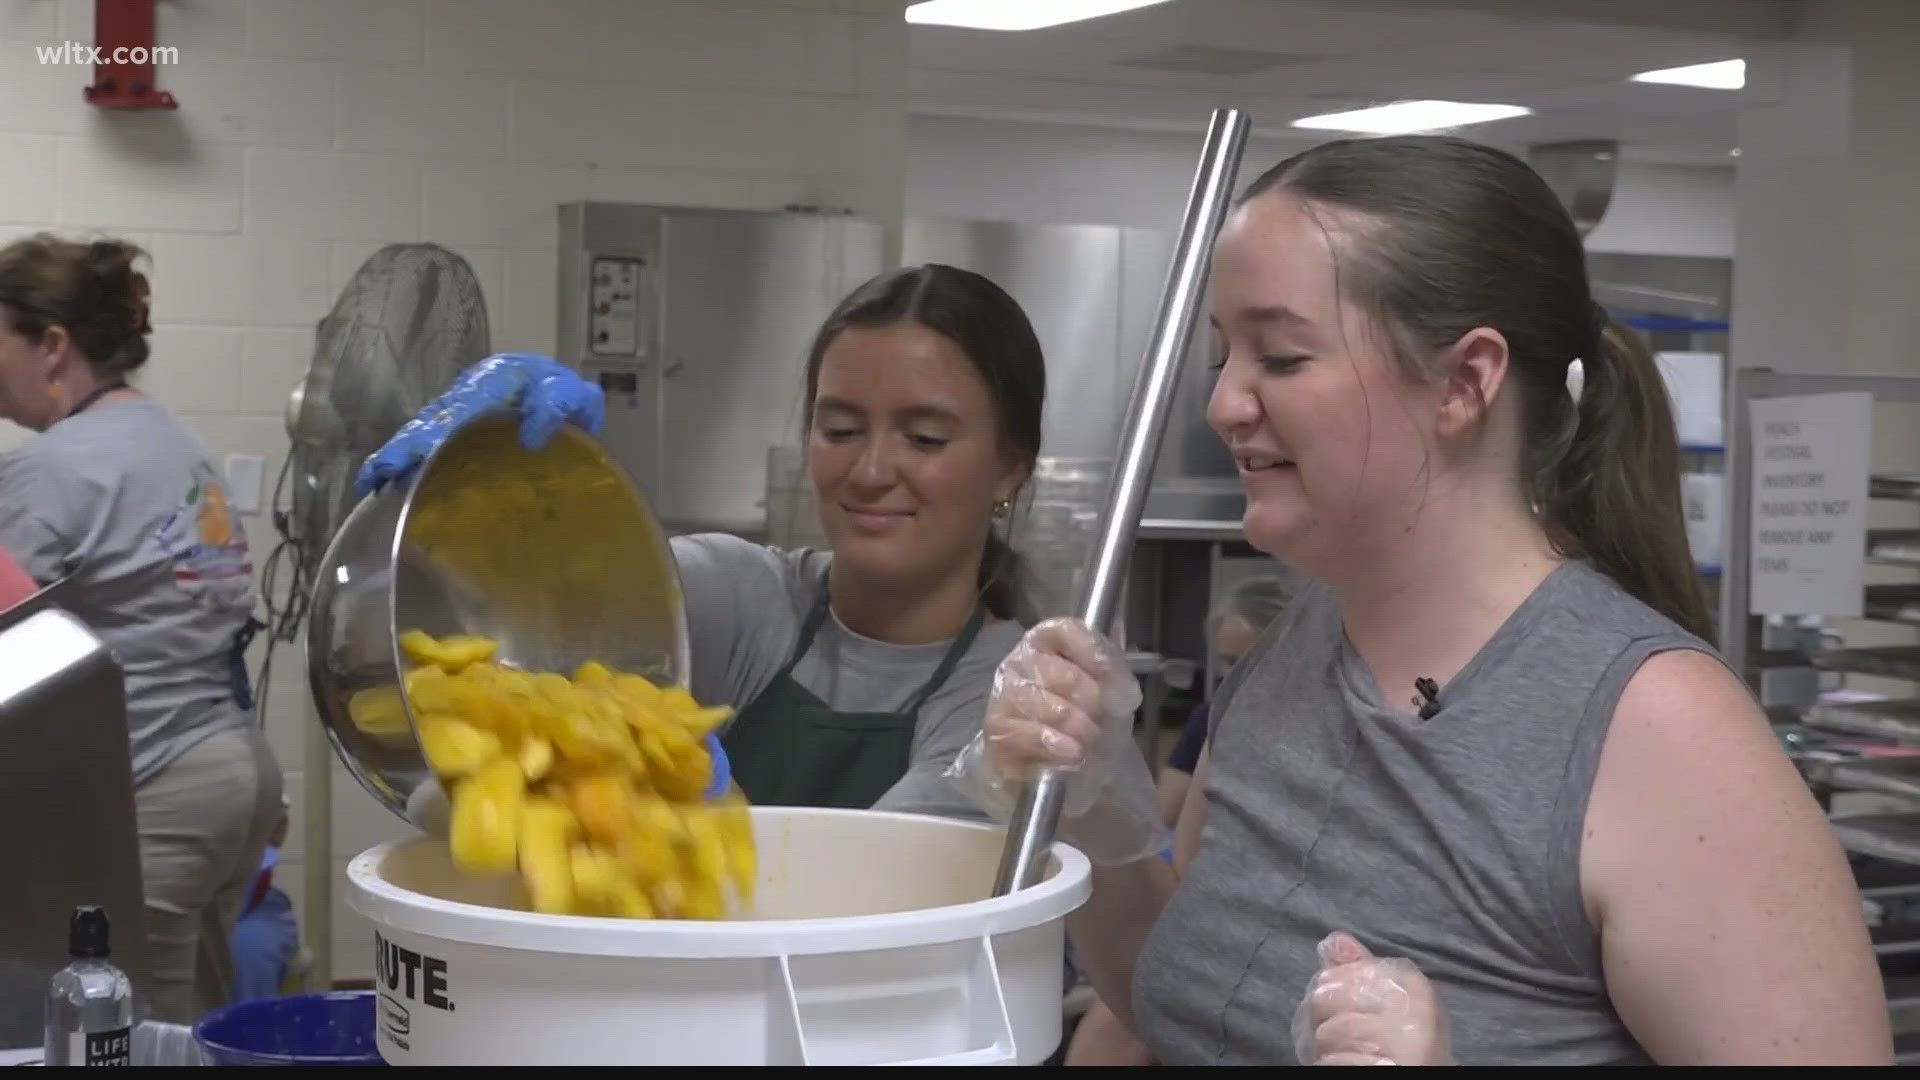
xmin=1808 ymin=698 xmax=1920 ymax=745
xmin=1810 ymin=646 xmax=1920 ymax=682
xmin=1873 ymin=474 xmax=1920 ymax=502
xmin=1867 ymin=585 xmax=1920 ymax=628
xmin=1870 ymin=530 xmax=1920 ymax=570
xmin=1827 ymin=757 xmax=1920 ymax=802
xmin=1891 ymin=976 xmax=1920 ymax=1042
xmin=1833 ymin=813 xmax=1920 ymax=867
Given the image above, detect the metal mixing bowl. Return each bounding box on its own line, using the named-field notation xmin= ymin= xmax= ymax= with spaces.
xmin=305 ymin=413 xmax=690 ymax=833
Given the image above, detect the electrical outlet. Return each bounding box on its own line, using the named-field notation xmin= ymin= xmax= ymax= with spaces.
xmin=224 ymin=453 xmax=265 ymax=515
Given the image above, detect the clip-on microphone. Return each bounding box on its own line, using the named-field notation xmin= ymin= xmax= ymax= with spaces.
xmin=1413 ymin=676 xmax=1441 ymax=720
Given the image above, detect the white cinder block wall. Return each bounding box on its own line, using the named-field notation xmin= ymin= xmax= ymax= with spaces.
xmin=0 ymin=0 xmax=907 ymax=982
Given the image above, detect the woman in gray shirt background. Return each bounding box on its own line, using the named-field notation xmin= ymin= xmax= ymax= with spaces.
xmin=0 ymin=234 xmax=284 ymax=1024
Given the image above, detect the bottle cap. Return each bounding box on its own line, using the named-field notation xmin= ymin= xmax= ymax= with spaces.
xmin=68 ymin=905 xmax=110 ymax=960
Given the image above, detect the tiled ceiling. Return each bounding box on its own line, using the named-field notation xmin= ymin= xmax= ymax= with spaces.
xmin=907 ymin=0 xmax=1797 ymax=163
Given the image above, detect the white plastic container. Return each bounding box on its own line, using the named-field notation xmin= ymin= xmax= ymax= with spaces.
xmin=344 ymin=806 xmax=1091 ymax=1066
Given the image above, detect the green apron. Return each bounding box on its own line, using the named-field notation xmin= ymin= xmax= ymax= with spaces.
xmin=720 ymin=586 xmax=985 ymax=810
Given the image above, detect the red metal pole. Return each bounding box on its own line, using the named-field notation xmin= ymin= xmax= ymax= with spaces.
xmin=84 ymin=0 xmax=178 ymax=110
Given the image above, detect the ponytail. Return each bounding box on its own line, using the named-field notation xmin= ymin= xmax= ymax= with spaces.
xmin=978 ymin=528 xmax=1039 ymax=628
xmin=1535 ymin=317 xmax=1716 ymax=642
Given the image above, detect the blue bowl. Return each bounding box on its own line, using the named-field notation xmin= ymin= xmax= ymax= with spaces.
xmin=192 ymin=991 xmax=383 ymax=1066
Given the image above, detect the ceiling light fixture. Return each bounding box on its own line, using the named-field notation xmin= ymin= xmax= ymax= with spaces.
xmin=904 ymin=0 xmax=1175 ymax=32
xmin=1630 ymin=59 xmax=1744 ymax=90
xmin=1290 ymin=100 xmax=1532 ymax=135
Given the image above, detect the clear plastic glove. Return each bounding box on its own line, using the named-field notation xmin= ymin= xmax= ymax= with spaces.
xmin=355 ymin=352 xmax=606 ymax=497
xmin=1291 ymin=932 xmax=1454 ymax=1066
xmin=946 ymin=618 xmax=1165 ymax=866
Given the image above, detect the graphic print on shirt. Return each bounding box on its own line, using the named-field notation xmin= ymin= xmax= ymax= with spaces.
xmin=148 ymin=462 xmax=253 ymax=606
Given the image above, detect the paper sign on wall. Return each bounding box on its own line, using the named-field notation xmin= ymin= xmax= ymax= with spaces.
xmin=1746 ymin=391 xmax=1872 ymax=617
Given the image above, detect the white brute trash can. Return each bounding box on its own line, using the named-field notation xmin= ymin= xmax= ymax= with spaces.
xmin=345 ymin=806 xmax=1092 ymax=1066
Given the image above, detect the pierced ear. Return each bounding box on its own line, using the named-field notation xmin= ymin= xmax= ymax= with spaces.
xmin=1435 ymin=327 xmax=1510 ymax=438
xmin=995 ymin=452 xmax=1033 ymax=506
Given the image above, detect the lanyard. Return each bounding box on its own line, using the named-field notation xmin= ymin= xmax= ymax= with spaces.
xmin=66 ymin=381 xmax=127 ymax=419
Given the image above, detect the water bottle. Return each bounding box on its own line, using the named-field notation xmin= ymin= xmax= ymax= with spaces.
xmin=43 ymin=906 xmax=134 ymax=1066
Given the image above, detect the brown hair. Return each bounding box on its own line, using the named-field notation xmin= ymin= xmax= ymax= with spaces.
xmin=1241 ymin=135 xmax=1714 ymax=641
xmin=801 ymin=263 xmax=1046 ymax=627
xmin=0 ymin=232 xmax=153 ymax=377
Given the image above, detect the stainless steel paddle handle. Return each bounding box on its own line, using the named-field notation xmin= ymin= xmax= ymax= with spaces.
xmin=992 ymin=107 xmax=1250 ymax=896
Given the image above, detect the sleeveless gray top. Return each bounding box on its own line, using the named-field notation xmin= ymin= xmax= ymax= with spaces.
xmin=1131 ymin=560 xmax=1716 ymax=1065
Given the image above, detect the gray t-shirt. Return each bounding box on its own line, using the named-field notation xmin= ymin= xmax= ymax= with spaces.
xmin=670 ymin=531 xmax=1023 ymax=822
xmin=0 ymin=398 xmax=259 ymax=788
xmin=1132 ymin=559 xmax=1714 ymax=1066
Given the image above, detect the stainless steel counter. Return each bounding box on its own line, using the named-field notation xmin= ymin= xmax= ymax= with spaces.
xmin=1136 ymin=475 xmax=1248 ymax=542
xmin=0 ymin=589 xmax=151 ymax=1046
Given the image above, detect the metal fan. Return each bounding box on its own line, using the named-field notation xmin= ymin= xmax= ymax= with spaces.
xmin=256 ymin=242 xmax=492 ymax=991
xmin=260 ymin=245 xmax=491 ymax=678
xmin=283 ymin=245 xmax=493 ymax=562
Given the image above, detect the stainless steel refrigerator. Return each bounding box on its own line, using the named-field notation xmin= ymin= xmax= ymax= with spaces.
xmin=557 ymin=201 xmax=887 ymax=536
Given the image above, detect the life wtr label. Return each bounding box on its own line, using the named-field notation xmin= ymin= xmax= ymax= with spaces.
xmin=71 ymin=1026 xmax=131 ymax=1066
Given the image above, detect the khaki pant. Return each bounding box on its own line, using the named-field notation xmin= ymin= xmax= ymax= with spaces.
xmin=133 ymin=726 xmax=284 ymax=1024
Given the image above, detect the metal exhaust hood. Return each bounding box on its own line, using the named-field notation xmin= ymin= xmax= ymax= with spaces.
xmin=1530 ymin=139 xmax=1726 ymax=321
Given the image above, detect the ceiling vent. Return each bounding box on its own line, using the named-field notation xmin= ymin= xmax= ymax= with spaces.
xmin=1117 ymin=44 xmax=1307 ymax=77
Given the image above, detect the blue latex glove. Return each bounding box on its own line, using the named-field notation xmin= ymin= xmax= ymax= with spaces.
xmin=704 ymin=732 xmax=732 ymax=801
xmin=355 ymin=352 xmax=606 ymax=497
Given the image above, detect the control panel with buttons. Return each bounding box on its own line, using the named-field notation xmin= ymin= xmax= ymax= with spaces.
xmin=588 ymin=255 xmax=647 ymax=358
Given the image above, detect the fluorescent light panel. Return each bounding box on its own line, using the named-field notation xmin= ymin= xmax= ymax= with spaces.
xmin=905 ymin=0 xmax=1175 ymax=32
xmin=1630 ymin=59 xmax=1744 ymax=90
xmin=1290 ymin=100 xmax=1531 ymax=135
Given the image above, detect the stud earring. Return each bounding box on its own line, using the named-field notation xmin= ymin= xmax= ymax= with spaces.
xmin=993 ymin=499 xmax=1011 ymax=519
